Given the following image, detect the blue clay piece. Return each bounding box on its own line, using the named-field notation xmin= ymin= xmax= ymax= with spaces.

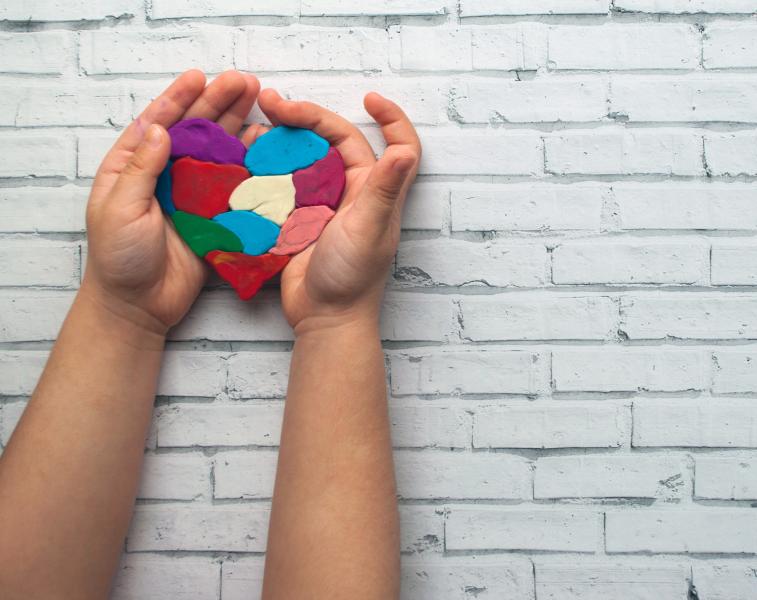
xmin=244 ymin=126 xmax=329 ymax=176
xmin=156 ymin=160 xmax=175 ymax=214
xmin=212 ymin=210 xmax=280 ymax=256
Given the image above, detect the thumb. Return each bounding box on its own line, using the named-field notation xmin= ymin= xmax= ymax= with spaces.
xmin=109 ymin=124 xmax=171 ymax=212
xmin=355 ymin=147 xmax=417 ymax=223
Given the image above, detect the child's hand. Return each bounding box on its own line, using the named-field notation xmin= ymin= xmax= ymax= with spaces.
xmin=257 ymin=90 xmax=422 ymax=334
xmin=83 ymin=70 xmax=260 ymax=335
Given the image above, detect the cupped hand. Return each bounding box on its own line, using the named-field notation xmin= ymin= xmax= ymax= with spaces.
xmin=256 ymin=90 xmax=422 ymax=332
xmin=83 ymin=69 xmax=261 ymax=335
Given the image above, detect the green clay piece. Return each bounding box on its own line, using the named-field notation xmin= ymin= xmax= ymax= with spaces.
xmin=171 ymin=210 xmax=243 ymax=257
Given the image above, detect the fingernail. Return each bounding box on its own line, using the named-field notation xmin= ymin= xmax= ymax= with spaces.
xmin=146 ymin=124 xmax=163 ymax=148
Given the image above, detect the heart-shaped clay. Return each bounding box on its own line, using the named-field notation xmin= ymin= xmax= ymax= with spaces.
xmin=157 ymin=119 xmax=346 ymax=300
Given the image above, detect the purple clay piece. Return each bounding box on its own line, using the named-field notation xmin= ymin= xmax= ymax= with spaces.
xmin=168 ymin=118 xmax=246 ymax=166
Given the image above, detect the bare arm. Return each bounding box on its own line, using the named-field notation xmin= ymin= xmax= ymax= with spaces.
xmin=0 ymin=70 xmax=260 ymax=599
xmin=258 ymin=92 xmax=422 ymax=599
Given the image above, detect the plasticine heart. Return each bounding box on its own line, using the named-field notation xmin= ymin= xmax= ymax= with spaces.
xmin=157 ymin=120 xmax=346 ymax=300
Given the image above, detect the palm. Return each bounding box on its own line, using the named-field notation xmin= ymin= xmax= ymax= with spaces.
xmin=280 ymin=166 xmax=374 ymax=327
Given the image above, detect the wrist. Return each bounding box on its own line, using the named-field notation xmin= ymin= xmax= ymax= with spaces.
xmin=76 ymin=280 xmax=168 ymax=349
xmin=292 ymin=309 xmax=380 ymax=340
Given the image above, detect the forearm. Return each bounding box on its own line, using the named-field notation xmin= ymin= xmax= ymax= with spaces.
xmin=0 ymin=284 xmax=165 ymax=599
xmin=263 ymin=315 xmax=399 ymax=600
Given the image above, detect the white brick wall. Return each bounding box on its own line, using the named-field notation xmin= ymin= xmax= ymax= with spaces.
xmin=2 ymin=3 xmax=757 ymax=598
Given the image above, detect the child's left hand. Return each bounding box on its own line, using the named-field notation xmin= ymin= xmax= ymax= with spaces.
xmin=83 ymin=70 xmax=260 ymax=335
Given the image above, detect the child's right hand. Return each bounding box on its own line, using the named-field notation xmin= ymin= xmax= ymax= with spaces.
xmin=256 ymin=90 xmax=422 ymax=335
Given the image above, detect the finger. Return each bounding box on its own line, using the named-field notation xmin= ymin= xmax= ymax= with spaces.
xmin=108 ymin=124 xmax=171 ymax=214
xmin=354 ymin=146 xmax=418 ymax=223
xmin=351 ymin=95 xmax=421 ymax=224
xmin=183 ymin=70 xmax=250 ymax=126
xmin=257 ymin=88 xmax=376 ymax=170
xmin=216 ymin=73 xmax=261 ymax=135
xmin=98 ymin=70 xmax=206 ymax=177
xmin=240 ymin=123 xmax=270 ymax=148
xmin=364 ymin=92 xmax=422 ymax=160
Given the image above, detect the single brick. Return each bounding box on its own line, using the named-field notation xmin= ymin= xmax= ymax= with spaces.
xmin=553 ymin=348 xmax=708 ymax=392
xmin=473 ymin=402 xmax=629 ymax=449
xmin=446 ymin=506 xmax=601 ymax=552
xmin=633 ymin=399 xmax=757 ymax=448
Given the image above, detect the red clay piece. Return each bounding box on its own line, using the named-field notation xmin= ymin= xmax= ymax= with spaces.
xmin=171 ymin=157 xmax=250 ymax=219
xmin=270 ymin=206 xmax=335 ymax=256
xmin=206 ymin=251 xmax=290 ymax=301
xmin=292 ymin=147 xmax=346 ymax=210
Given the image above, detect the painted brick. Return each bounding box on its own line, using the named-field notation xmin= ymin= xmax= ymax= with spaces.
xmin=169 ymin=290 xmax=292 ymax=342
xmin=545 ymin=131 xmax=704 ymax=176
xmin=402 ymin=559 xmax=535 ymax=600
xmin=606 ymin=509 xmax=757 ymax=553
xmin=396 ymin=239 xmax=548 ymax=287
xmin=615 ymin=183 xmax=757 ymax=230
xmin=621 ymin=295 xmax=757 ymax=340
xmin=0 ymin=186 xmax=88 ymax=233
xmin=0 ymin=352 xmax=48 ymax=396
xmin=0 ymin=291 xmax=72 ymax=342
xmin=390 ymin=349 xmax=547 ymax=395
xmin=460 ymin=294 xmax=617 ymax=341
xmin=149 ymin=0 xmax=299 ymax=18
xmin=1 ymin=402 xmax=26 ymax=446
xmin=0 ymin=133 xmax=76 ymax=178
xmin=420 ymin=130 xmax=543 ymax=175
xmin=237 ymin=27 xmax=388 ymax=72
xmin=127 ymin=505 xmax=269 ymax=552
xmin=552 ymin=239 xmax=710 ymax=285
xmin=713 ymin=350 xmax=757 ymax=393
xmin=0 ymin=242 xmax=79 ymax=287
xmin=395 ymin=451 xmax=532 ymax=500
xmin=535 ymin=562 xmax=689 ymax=600
xmin=534 ymin=455 xmax=687 ymax=499
xmin=705 ymin=25 xmax=757 ymax=68
xmin=616 ymin=0 xmax=757 ymax=12
xmin=611 ymin=76 xmax=757 ymax=122
xmin=549 ymin=25 xmax=699 ymax=70
xmin=0 ymin=85 xmax=130 ymax=127
xmin=213 ymin=450 xmax=278 ymax=500
xmin=451 ymin=184 xmax=604 ymax=232
xmin=226 ymin=352 xmax=291 ymax=399
xmin=137 ymin=453 xmax=211 ymax=501
xmin=77 ymin=130 xmax=121 ymax=178
xmin=303 ymin=0 xmax=447 ymax=15
xmin=461 ymin=0 xmax=608 ymax=15
xmin=0 ymin=33 xmax=73 ymax=74
xmin=633 ymin=399 xmax=757 ymax=448
xmin=157 ymin=352 xmax=226 ymax=398
xmin=156 ymin=403 xmax=284 ymax=448
xmin=553 ymin=348 xmax=708 ymax=392
xmin=389 ymin=402 xmax=472 ymax=449
xmin=80 ymin=28 xmax=234 ymax=75
xmin=473 ymin=402 xmax=629 ymax=449
xmin=380 ymin=293 xmax=458 ymax=342
xmin=451 ymin=78 xmax=607 ymax=123
xmin=0 ymin=0 xmax=140 ymax=21
xmin=693 ymin=563 xmax=757 ymax=600
xmin=446 ymin=506 xmax=601 ymax=552
xmin=711 ymin=241 xmax=757 ymax=285
xmin=705 ymin=132 xmax=757 ymax=176
xmin=220 ymin=558 xmax=264 ymax=600
xmin=112 ymin=555 xmax=220 ymax=600
xmin=400 ymin=505 xmax=446 ymax=555
xmin=696 ymin=457 xmax=757 ymax=500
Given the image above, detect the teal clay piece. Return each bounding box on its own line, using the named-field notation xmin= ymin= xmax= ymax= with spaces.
xmin=244 ymin=126 xmax=329 ymax=176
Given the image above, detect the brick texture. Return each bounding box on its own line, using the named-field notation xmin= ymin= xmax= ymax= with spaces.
xmin=2 ymin=4 xmax=757 ymax=598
